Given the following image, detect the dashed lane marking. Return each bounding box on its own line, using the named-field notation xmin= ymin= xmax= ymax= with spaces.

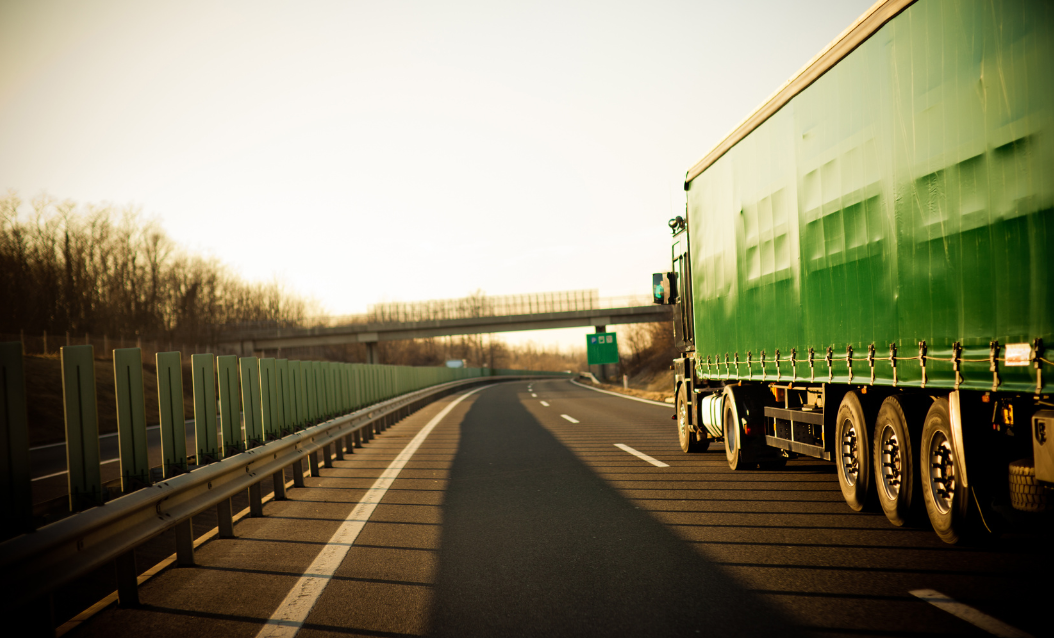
xmin=540 ymin=401 xmax=549 ymax=407
xmin=614 ymin=443 xmax=669 ymax=468
xmin=909 ymin=590 xmax=1033 ymax=638
xmin=257 ymin=385 xmax=488 ymax=638
xmin=560 ymin=414 xmax=579 ymax=423
xmin=531 ymin=393 xmax=537 ymax=397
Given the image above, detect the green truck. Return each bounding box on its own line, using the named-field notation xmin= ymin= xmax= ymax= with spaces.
xmin=656 ymin=0 xmax=1053 ymax=544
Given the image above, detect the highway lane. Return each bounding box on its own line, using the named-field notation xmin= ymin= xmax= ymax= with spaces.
xmin=30 ymin=419 xmax=210 ymax=505
xmin=65 ymin=379 xmax=1048 ymax=638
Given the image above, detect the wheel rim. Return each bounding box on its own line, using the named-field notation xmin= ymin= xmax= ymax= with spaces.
xmin=878 ymin=424 xmax=902 ymax=500
xmin=840 ymin=418 xmax=858 ymax=487
xmin=724 ymin=406 xmax=736 ymax=457
xmin=927 ymin=430 xmax=956 ymax=515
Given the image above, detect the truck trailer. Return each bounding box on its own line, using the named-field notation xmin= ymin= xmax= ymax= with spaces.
xmin=656 ymin=0 xmax=1053 ymax=544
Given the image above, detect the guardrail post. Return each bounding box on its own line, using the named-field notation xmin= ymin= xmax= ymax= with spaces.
xmin=334 ymin=437 xmax=344 ymax=460
xmin=174 ymin=518 xmax=194 ymax=565
xmin=217 ymin=355 xmax=242 ymax=457
xmin=62 ymin=345 xmax=102 ymax=511
xmin=249 ymin=482 xmax=263 ymax=517
xmin=26 ymin=594 xmax=54 ymax=637
xmin=114 ymin=348 xmax=151 ymax=492
xmin=114 ymin=549 xmax=139 ymax=606
xmin=273 ymin=469 xmax=287 ymax=500
xmin=292 ymin=458 xmax=305 ymax=487
xmin=156 ymin=352 xmax=188 ymax=478
xmin=1 ymin=342 xmax=33 ymax=538
xmin=191 ymin=353 xmax=219 ymax=465
xmin=353 ymin=429 xmax=362 ymax=448
xmin=217 ymin=498 xmax=235 ymax=538
xmin=308 ymin=449 xmax=320 ymax=477
xmin=323 ymin=443 xmax=333 ymax=468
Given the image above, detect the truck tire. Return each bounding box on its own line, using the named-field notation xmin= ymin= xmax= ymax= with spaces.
xmin=920 ymin=398 xmax=970 ymax=544
xmin=874 ymin=395 xmax=924 ymax=526
xmin=677 ymin=384 xmax=708 ymax=453
xmin=1009 ymin=459 xmax=1050 ymax=513
xmin=723 ymin=391 xmax=753 ymax=470
xmin=836 ymin=391 xmax=872 ymax=512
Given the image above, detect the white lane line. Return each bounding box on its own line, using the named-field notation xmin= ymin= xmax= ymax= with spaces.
xmin=531 ymin=393 xmax=537 ymax=397
xmin=257 ymin=385 xmax=488 ymax=638
xmin=560 ymin=414 xmax=579 ymax=423
xmin=33 ymin=457 xmax=120 ymax=482
xmin=910 ymin=590 xmax=1033 ymax=638
xmin=569 ymin=378 xmax=671 ymax=407
xmin=614 ymin=443 xmax=670 ymax=468
xmin=540 ymin=401 xmax=550 ymax=407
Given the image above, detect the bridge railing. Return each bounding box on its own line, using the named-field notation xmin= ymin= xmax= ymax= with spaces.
xmin=287 ymin=293 xmax=653 ymax=331
xmin=0 ymin=340 xmax=568 ymax=622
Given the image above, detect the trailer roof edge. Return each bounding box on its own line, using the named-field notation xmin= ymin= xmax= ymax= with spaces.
xmin=683 ymin=0 xmax=916 ymax=189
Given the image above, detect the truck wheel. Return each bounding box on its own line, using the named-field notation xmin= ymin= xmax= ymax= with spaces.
xmin=921 ymin=398 xmax=970 ymax=543
xmin=835 ymin=391 xmax=872 ymax=512
xmin=677 ymin=384 xmax=706 ymax=453
xmin=874 ymin=395 xmax=924 ymax=526
xmin=723 ymin=394 xmax=749 ymax=470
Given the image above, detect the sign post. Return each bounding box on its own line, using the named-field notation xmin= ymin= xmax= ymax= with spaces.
xmin=586 ymin=331 xmax=619 ymax=381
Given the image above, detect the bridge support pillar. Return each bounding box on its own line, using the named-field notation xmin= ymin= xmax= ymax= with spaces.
xmin=365 ymin=342 xmax=378 ymax=364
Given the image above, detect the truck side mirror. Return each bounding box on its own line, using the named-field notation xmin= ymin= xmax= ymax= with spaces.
xmin=652 ymin=272 xmax=677 ymax=304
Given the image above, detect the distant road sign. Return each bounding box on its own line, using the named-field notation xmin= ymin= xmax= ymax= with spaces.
xmin=586 ymin=332 xmax=619 ymax=365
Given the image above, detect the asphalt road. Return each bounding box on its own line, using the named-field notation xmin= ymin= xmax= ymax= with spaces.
xmin=30 ymin=420 xmax=203 ymax=505
xmin=65 ymin=379 xmax=1049 ymax=638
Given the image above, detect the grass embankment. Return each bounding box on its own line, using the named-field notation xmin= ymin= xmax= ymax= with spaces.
xmin=582 ymin=345 xmax=677 ymax=403
xmin=23 ymin=354 xmax=195 ymax=447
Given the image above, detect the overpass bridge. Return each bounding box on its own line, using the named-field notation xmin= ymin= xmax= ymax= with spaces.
xmin=218 ymin=290 xmax=672 ymax=362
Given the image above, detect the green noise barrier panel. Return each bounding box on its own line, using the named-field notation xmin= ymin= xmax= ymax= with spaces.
xmin=239 ymin=357 xmax=263 ymax=447
xmin=288 ymin=360 xmax=305 ymax=431
xmin=0 ymin=342 xmax=32 ymax=537
xmin=113 ymin=348 xmax=151 ymax=491
xmin=276 ymin=359 xmax=291 ymax=435
xmin=61 ymin=345 xmax=102 ymax=511
xmin=259 ymin=358 xmax=281 ymax=441
xmin=304 ymin=361 xmax=318 ymax=424
xmin=216 ymin=355 xmax=242 ymax=457
xmin=156 ymin=352 xmax=188 ymax=478
xmin=191 ymin=353 xmax=219 ymax=464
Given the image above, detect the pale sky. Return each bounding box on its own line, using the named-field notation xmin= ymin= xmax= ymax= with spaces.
xmin=1 ymin=0 xmax=874 ymax=351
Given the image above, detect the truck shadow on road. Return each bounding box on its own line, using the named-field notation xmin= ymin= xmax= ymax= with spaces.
xmin=427 ymin=383 xmax=801 ymax=638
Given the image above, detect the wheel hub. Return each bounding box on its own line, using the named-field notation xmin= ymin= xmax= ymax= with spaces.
xmin=840 ymin=420 xmax=859 ymax=486
xmin=928 ymin=431 xmax=956 ymax=514
xmin=879 ymin=425 xmax=902 ymax=499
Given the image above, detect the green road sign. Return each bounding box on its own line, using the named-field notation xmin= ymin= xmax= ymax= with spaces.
xmin=587 ymin=332 xmax=619 ymax=365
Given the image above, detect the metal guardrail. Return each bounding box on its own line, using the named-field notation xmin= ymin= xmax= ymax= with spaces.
xmin=0 ymin=374 xmax=534 ymax=617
